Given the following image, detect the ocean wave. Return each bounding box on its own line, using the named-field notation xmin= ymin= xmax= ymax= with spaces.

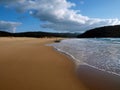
xmin=49 ymin=38 xmax=120 ymax=76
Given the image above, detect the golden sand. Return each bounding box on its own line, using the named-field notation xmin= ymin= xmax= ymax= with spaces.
xmin=0 ymin=38 xmax=88 ymax=90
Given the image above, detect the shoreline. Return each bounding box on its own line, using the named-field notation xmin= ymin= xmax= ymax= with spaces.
xmin=51 ymin=39 xmax=120 ymax=90
xmin=0 ymin=38 xmax=88 ymax=90
xmin=0 ymin=37 xmax=120 ymax=90
xmin=52 ymin=47 xmax=120 ymax=90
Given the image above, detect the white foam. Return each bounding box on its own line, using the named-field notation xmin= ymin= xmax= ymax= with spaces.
xmin=48 ymin=38 xmax=120 ymax=76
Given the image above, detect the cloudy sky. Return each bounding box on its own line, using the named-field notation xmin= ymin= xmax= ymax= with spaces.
xmin=0 ymin=0 xmax=120 ymax=33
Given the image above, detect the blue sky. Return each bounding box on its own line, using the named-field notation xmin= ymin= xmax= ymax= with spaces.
xmin=0 ymin=0 xmax=120 ymax=33
xmin=0 ymin=5 xmax=54 ymax=32
xmin=70 ymin=0 xmax=120 ymax=19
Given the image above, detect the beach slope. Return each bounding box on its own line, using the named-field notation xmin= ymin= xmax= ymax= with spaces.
xmin=0 ymin=38 xmax=87 ymax=90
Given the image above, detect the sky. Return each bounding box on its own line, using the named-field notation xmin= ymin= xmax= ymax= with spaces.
xmin=0 ymin=0 xmax=120 ymax=33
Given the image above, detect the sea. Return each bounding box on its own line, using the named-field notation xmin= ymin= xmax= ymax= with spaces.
xmin=49 ymin=38 xmax=120 ymax=76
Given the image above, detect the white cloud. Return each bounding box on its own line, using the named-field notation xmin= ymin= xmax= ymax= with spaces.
xmin=0 ymin=21 xmax=21 ymax=33
xmin=1 ymin=0 xmax=120 ymax=32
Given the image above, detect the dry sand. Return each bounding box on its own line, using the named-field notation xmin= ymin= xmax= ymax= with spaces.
xmin=0 ymin=38 xmax=88 ymax=90
xmin=1 ymin=37 xmax=120 ymax=90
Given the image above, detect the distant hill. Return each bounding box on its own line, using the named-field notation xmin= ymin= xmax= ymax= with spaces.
xmin=77 ymin=25 xmax=120 ymax=38
xmin=0 ymin=31 xmax=78 ymax=38
xmin=0 ymin=31 xmax=12 ymax=37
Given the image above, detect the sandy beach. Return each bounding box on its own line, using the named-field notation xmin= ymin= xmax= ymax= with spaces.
xmin=0 ymin=38 xmax=120 ymax=90
xmin=0 ymin=38 xmax=87 ymax=90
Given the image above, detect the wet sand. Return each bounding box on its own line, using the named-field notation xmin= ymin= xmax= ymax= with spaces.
xmin=1 ymin=37 xmax=120 ymax=90
xmin=0 ymin=38 xmax=87 ymax=90
xmin=77 ymin=65 xmax=120 ymax=90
